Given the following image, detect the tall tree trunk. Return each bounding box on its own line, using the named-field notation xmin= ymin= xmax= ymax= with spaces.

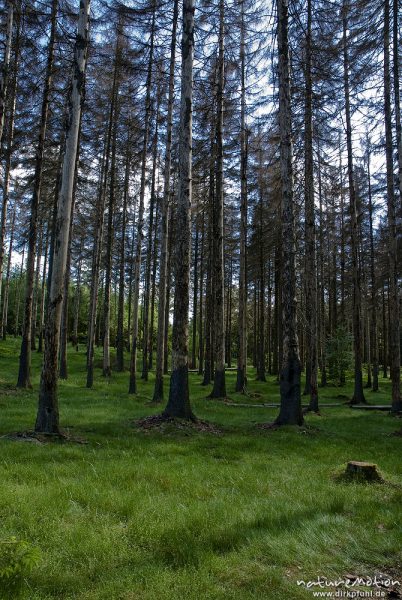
xmin=0 ymin=0 xmax=14 ymax=148
xmin=275 ymin=0 xmax=303 ymax=426
xmin=393 ymin=0 xmax=402 ymax=202
xmin=59 ymin=148 xmax=80 ymax=379
xmin=129 ymin=2 xmax=156 ymax=394
xmin=102 ymin=102 xmax=119 ymax=378
xmin=209 ymin=0 xmax=226 ymax=399
xmin=304 ymin=0 xmax=318 ymax=412
xmin=366 ymin=142 xmax=379 ymax=391
xmin=236 ymin=0 xmax=248 ymax=393
xmin=191 ymin=221 xmax=199 ymax=369
xmin=382 ymin=283 xmax=388 ymax=378
xmin=86 ymin=60 xmax=118 ymax=385
xmin=164 ymin=207 xmax=173 ymax=375
xmin=226 ymin=256 xmax=232 ymax=368
xmin=35 ymin=0 xmax=89 ymax=434
xmin=198 ymin=209 xmax=205 ymax=375
xmin=116 ymin=138 xmax=130 ymax=372
xmin=0 ymin=10 xmax=19 ymax=323
xmin=17 ymin=0 xmax=58 ymax=389
xmin=163 ymin=0 xmax=195 ymax=419
xmin=152 ymin=0 xmax=178 ymax=401
xmin=256 ymin=165 xmax=266 ymax=382
xmin=202 ymin=133 xmax=215 ymax=387
xmin=86 ymin=136 xmax=108 ymax=388
xmin=342 ymin=1 xmax=365 ymax=404
xmin=384 ymin=0 xmax=401 ymax=411
xmin=142 ymin=100 xmax=160 ymax=380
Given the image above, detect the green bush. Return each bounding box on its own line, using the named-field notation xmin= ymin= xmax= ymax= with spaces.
xmin=327 ymin=326 xmax=353 ymax=385
xmin=0 ymin=537 xmax=41 ymax=598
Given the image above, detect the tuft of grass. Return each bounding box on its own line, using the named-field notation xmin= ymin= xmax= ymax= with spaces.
xmin=0 ymin=337 xmax=401 ymax=599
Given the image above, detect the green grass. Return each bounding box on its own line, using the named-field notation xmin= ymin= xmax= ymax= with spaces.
xmin=0 ymin=337 xmax=401 ymax=599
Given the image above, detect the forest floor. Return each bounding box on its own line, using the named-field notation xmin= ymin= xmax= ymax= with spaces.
xmin=0 ymin=337 xmax=401 ymax=600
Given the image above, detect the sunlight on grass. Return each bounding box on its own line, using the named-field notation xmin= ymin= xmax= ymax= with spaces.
xmin=0 ymin=338 xmax=401 ymax=599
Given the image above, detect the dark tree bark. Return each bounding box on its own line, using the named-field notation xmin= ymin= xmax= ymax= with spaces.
xmin=35 ymin=0 xmax=90 ymax=434
xmin=163 ymin=0 xmax=195 ymax=419
xmin=236 ymin=0 xmax=248 ymax=393
xmin=303 ymin=0 xmax=318 ymax=412
xmin=142 ymin=99 xmax=160 ymax=380
xmin=384 ymin=0 xmax=401 ymax=412
xmin=274 ymin=0 xmax=303 ymax=426
xmin=1 ymin=207 xmax=15 ymax=339
xmin=17 ymin=0 xmax=58 ymax=389
xmin=366 ymin=141 xmax=379 ymax=391
xmin=0 ymin=0 xmax=14 ymax=147
xmin=198 ymin=209 xmax=205 ymax=376
xmin=116 ymin=137 xmax=131 ymax=372
xmin=0 ymin=10 xmax=19 ymax=320
xmin=209 ymin=0 xmax=226 ymax=399
xmin=31 ymin=223 xmax=43 ymax=351
xmin=129 ymin=1 xmax=156 ymax=394
xmin=152 ymin=0 xmax=178 ymax=401
xmin=342 ymin=0 xmax=365 ymax=404
xmin=190 ymin=221 xmax=199 ymax=369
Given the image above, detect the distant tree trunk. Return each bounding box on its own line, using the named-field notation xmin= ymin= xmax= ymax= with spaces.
xmin=304 ymin=0 xmax=318 ymax=412
xmin=35 ymin=0 xmax=89 ymax=433
xmin=236 ymin=0 xmax=248 ymax=393
xmin=275 ymin=0 xmax=303 ymax=426
xmin=384 ymin=0 xmax=401 ymax=412
xmin=72 ymin=240 xmax=82 ymax=351
xmin=86 ymin=137 xmax=108 ymax=388
xmin=256 ymin=167 xmax=266 ymax=382
xmin=382 ymin=283 xmax=388 ymax=378
xmin=226 ymin=256 xmax=232 ymax=368
xmin=1 ymin=208 xmax=15 ymax=339
xmin=209 ymin=0 xmax=226 ymax=399
xmin=342 ymin=0 xmax=365 ymax=404
xmin=267 ymin=258 xmax=272 ymax=374
xmin=393 ymin=0 xmax=402 ymax=203
xmin=149 ymin=195 xmax=159 ymax=371
xmin=164 ymin=208 xmax=173 ymax=375
xmin=0 ymin=0 xmax=14 ymax=147
xmin=17 ymin=0 xmax=58 ymax=389
xmin=202 ymin=133 xmax=215 ymax=387
xmin=59 ymin=149 xmax=80 ymax=379
xmin=116 ymin=139 xmax=130 ymax=372
xmin=0 ymin=11 xmax=19 ymax=321
xmin=142 ymin=100 xmax=160 ymax=381
xmin=366 ymin=142 xmax=379 ymax=391
xmin=14 ymin=246 xmax=25 ymax=336
xmin=339 ymin=143 xmax=346 ymax=323
xmin=129 ymin=1 xmax=156 ymax=394
xmin=31 ymin=223 xmax=43 ymax=351
xmin=198 ymin=209 xmax=205 ymax=375
xmin=190 ymin=222 xmax=199 ymax=369
xmin=152 ymin=0 xmax=178 ymax=401
xmin=272 ymin=245 xmax=280 ymax=376
xmin=103 ymin=38 xmax=121 ymax=378
xmin=163 ymin=0 xmax=195 ymax=419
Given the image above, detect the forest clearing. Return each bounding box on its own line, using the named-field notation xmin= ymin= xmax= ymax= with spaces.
xmin=0 ymin=340 xmax=402 ymax=599
xmin=0 ymin=0 xmax=401 ymax=597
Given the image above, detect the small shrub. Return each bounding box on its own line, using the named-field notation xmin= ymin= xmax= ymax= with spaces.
xmin=327 ymin=326 xmax=353 ymax=386
xmin=0 ymin=537 xmax=41 ymax=598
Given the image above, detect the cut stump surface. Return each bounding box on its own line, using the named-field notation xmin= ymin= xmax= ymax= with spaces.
xmin=345 ymin=461 xmax=383 ymax=482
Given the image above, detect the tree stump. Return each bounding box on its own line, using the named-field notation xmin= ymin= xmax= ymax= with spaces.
xmin=345 ymin=461 xmax=382 ymax=482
